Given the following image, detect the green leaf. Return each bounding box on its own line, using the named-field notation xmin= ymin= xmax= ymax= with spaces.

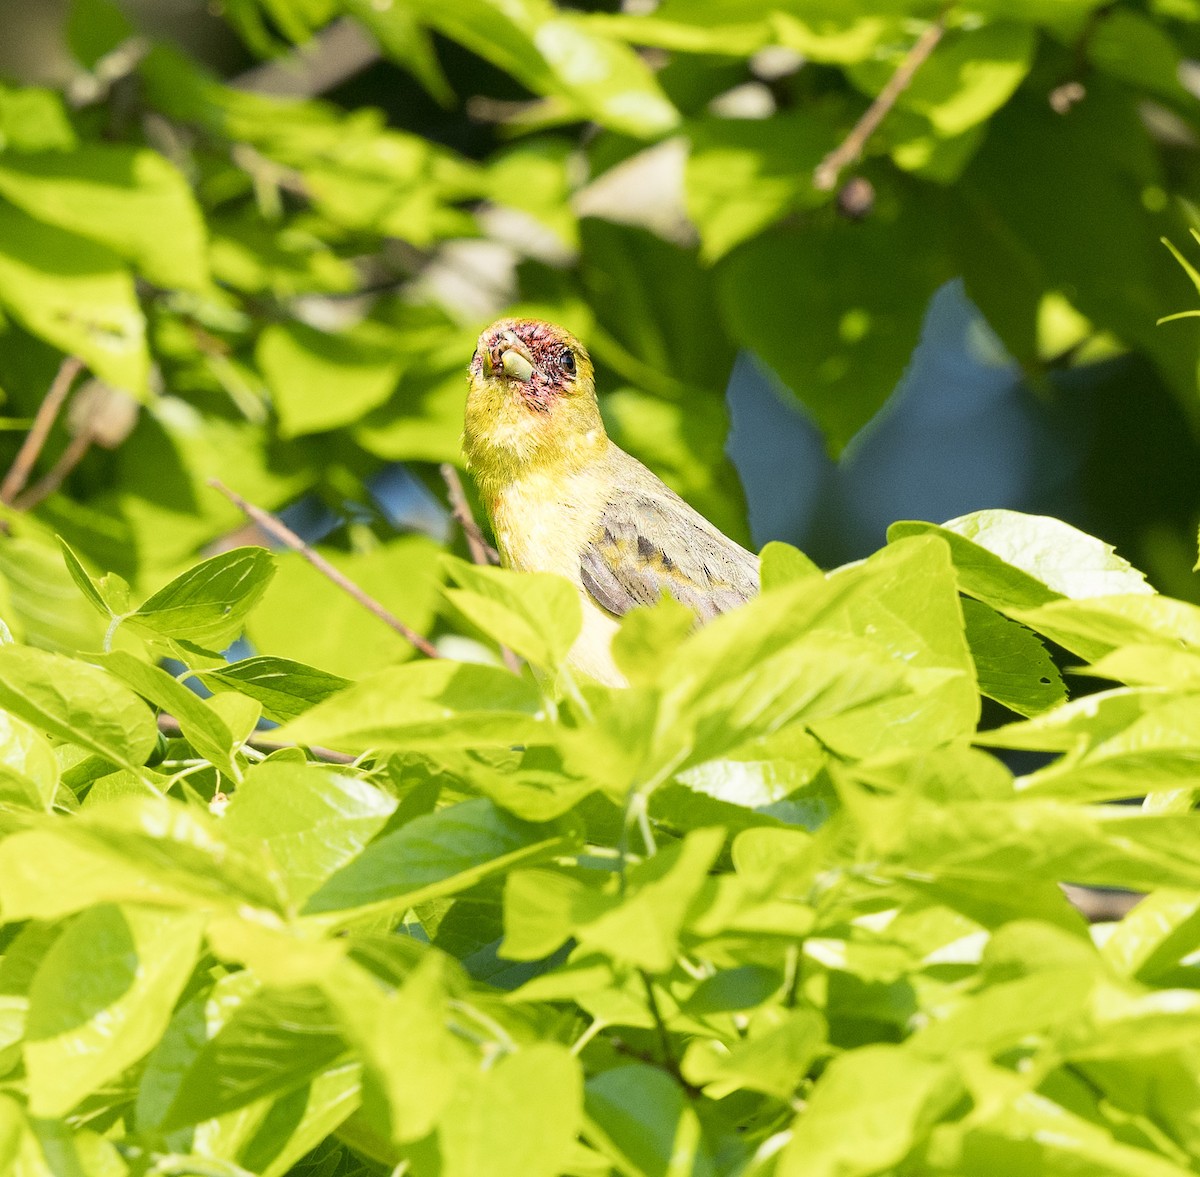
xmin=681 ymin=1005 xmax=826 ymax=1100
xmin=777 ymin=1045 xmax=959 ymax=1177
xmin=304 ymin=797 xmax=576 ymax=919
xmin=440 ymin=1045 xmax=583 ymax=1177
xmin=0 ymin=202 xmax=148 ymax=393
xmin=0 ymin=84 xmax=76 ymax=152
xmin=125 ymin=546 xmax=275 ymax=650
xmin=889 ymin=510 xmax=1154 ymax=609
xmin=610 ymin=597 xmax=695 ymax=688
xmin=980 ymin=688 xmax=1200 ymax=804
xmin=810 ymin=536 xmax=978 ymax=757
xmin=95 ymin=650 xmax=240 ymax=780
xmin=25 ymin=904 xmax=203 ymax=1117
xmin=1088 ymin=8 xmax=1187 ymax=100
xmin=502 ymin=827 xmax=725 ymax=972
xmin=578 ymin=826 xmax=726 ymax=973
xmin=272 ymin=659 xmax=545 ymax=754
xmin=0 ymin=644 xmax=157 ymax=770
xmin=1085 ymin=643 xmax=1200 ymax=689
xmin=223 ymin=761 xmax=397 ymax=907
xmin=938 ymin=1061 xmax=1198 ymax=1177
xmin=56 ymin=537 xmax=114 ymax=619
xmin=325 ymin=952 xmax=465 ymax=1145
xmin=159 ymin=986 xmax=346 ymax=1131
xmin=342 ymin=0 xmax=454 ymax=105
xmin=961 ymin=597 xmax=1065 ymax=717
xmin=588 ymin=5 xmax=770 ymax=56
xmin=1009 ymin=594 xmax=1200 ymax=663
xmin=1100 ymin=889 xmax=1200 ymax=985
xmin=0 ymin=533 xmax=108 ymax=653
xmin=0 ymin=795 xmax=285 ymax=920
xmin=68 ymin=0 xmax=134 ymax=68
xmin=717 ymin=205 xmax=951 ymax=452
xmin=197 ymin=656 xmax=350 ymax=724
xmin=409 ymin=0 xmax=679 ymax=137
xmin=585 ymin=1063 xmax=714 ymax=1177
xmin=684 ymin=110 xmax=838 ymax=261
xmin=256 ymin=320 xmax=404 ymax=439
xmin=134 ymin=968 xmax=260 ymax=1132
xmin=858 ymin=790 xmax=1200 ymax=892
xmin=242 ymin=1062 xmax=363 ymax=1177
xmin=0 ymin=710 xmax=59 ymax=811
xmin=442 ymin=556 xmax=581 ymax=672
xmin=0 ymin=145 xmax=208 ymax=290
xmin=759 ymin=541 xmax=822 ymax=591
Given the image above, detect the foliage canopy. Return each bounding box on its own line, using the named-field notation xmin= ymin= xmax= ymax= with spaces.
xmin=1 ymin=0 xmax=1200 ymax=1174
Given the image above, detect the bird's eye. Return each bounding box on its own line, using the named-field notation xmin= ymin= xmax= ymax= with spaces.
xmin=561 ymin=349 xmax=576 ymax=375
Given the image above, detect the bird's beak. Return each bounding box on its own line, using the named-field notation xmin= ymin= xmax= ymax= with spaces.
xmin=497 ymin=330 xmax=535 ymax=383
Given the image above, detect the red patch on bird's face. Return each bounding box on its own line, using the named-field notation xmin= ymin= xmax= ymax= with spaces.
xmin=471 ymin=318 xmax=581 ymax=413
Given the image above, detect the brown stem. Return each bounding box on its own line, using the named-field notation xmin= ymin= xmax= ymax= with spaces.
xmin=157 ymin=713 xmax=356 ymax=766
xmin=208 ymin=478 xmax=441 ymax=660
xmin=12 ymin=430 xmax=93 ymax=512
xmin=813 ymin=9 xmax=950 ymax=192
xmin=439 ymin=463 xmax=498 ymax=566
xmin=0 ymin=356 xmax=84 ymax=505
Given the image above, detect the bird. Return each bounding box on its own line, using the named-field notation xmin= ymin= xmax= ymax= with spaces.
xmin=463 ymin=317 xmax=759 ymax=686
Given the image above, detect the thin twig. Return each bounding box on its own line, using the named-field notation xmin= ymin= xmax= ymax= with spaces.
xmin=208 ymin=478 xmax=441 ymax=660
xmin=813 ymin=9 xmax=949 ymax=191
xmin=0 ymin=356 xmax=83 ymax=505
xmin=12 ymin=430 xmax=93 ymax=511
xmin=157 ymin=713 xmax=357 ymax=766
xmin=439 ymin=463 xmax=498 ymax=565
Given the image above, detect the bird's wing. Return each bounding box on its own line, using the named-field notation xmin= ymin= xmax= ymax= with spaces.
xmin=579 ymin=489 xmax=760 ymax=621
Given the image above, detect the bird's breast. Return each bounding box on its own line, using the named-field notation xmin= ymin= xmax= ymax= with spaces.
xmin=489 ymin=466 xmax=604 ymax=585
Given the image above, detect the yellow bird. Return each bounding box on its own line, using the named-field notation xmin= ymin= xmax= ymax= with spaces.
xmin=463 ymin=318 xmax=759 ymax=686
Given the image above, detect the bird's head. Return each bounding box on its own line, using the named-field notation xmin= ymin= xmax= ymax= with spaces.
xmin=463 ymin=318 xmax=606 ymax=495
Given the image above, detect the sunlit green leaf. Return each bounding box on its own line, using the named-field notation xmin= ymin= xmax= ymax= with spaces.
xmin=223 ymin=761 xmax=397 ymax=907
xmin=440 ymin=1044 xmax=583 ymax=1177
xmin=442 ymin=556 xmax=581 ymax=672
xmin=890 ymin=510 xmax=1154 ymax=609
xmin=0 ymin=711 xmax=59 ymax=812
xmin=0 ymin=203 xmax=149 ymax=393
xmin=256 ymin=319 xmax=404 ymax=439
xmin=0 ymin=644 xmax=157 ymax=770
xmin=305 ymin=797 xmax=576 ymax=919
xmin=196 ymin=656 xmax=350 ymax=723
xmin=0 ymin=145 xmax=208 ymax=290
xmin=777 ymin=1045 xmax=959 ymax=1177
xmin=25 ymin=904 xmax=202 ymax=1117
xmin=126 ymin=546 xmax=275 ymax=650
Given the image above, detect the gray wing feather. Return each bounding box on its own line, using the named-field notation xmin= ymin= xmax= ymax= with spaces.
xmin=580 ymin=490 xmax=759 ymax=621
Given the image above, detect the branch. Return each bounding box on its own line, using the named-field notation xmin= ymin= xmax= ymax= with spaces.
xmin=813 ymin=10 xmax=949 ymax=192
xmin=157 ymin=713 xmax=356 ymax=766
xmin=12 ymin=430 xmax=93 ymax=512
xmin=209 ymin=478 xmax=441 ymax=660
xmin=440 ymin=463 xmax=498 ymax=566
xmin=0 ymin=356 xmax=83 ymax=505
xmin=233 ymin=16 xmax=381 ymax=99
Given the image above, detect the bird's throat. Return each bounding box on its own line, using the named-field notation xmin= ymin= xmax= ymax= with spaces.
xmin=463 ymin=380 xmax=607 ymax=504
